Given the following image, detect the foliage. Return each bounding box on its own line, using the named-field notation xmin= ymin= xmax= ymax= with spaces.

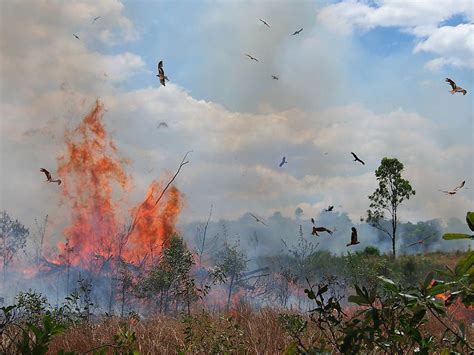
xmin=0 ymin=210 xmax=29 ymax=274
xmin=443 ymin=211 xmax=474 ymax=240
xmin=367 ymin=158 xmax=415 ymax=257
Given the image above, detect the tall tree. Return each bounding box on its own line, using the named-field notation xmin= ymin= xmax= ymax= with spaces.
xmin=367 ymin=158 xmax=415 ymax=258
xmin=0 ymin=211 xmax=29 ymax=277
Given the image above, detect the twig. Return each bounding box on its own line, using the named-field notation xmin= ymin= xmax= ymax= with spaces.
xmin=428 ymin=307 xmax=473 ymax=350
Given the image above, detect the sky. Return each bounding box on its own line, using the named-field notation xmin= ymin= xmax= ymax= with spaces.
xmin=0 ymin=0 xmax=473 ymax=236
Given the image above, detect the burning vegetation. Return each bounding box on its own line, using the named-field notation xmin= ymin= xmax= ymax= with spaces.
xmin=55 ymin=100 xmax=182 ymax=269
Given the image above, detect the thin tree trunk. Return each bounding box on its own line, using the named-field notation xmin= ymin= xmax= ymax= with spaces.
xmin=227 ymin=274 xmax=234 ymax=310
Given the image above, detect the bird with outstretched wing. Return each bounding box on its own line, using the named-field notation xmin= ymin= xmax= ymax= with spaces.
xmin=245 ymin=54 xmax=259 ymax=62
xmin=157 ymin=60 xmax=169 ymax=86
xmin=279 ymin=156 xmax=287 ymax=167
xmin=250 ymin=213 xmax=268 ymax=226
xmin=347 ymin=227 xmax=360 ymax=246
xmin=292 ymin=28 xmax=303 ymax=35
xmin=351 ymin=152 xmax=365 ymax=165
xmin=407 ymin=235 xmax=433 ymax=247
xmin=312 ymin=226 xmax=333 ymax=237
xmin=445 ymin=78 xmax=467 ymax=95
xmin=40 ymin=168 xmax=61 ymax=185
xmin=259 ymin=19 xmax=270 ymax=28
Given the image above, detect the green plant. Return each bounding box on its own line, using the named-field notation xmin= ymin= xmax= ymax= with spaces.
xmin=443 ymin=212 xmax=474 ymax=240
xmin=16 ymin=314 xmax=66 ymax=355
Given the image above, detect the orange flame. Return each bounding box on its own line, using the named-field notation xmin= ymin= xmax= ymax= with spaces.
xmin=55 ymin=100 xmax=182 ymax=268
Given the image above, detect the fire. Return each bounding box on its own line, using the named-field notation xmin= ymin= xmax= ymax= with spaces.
xmin=55 ymin=100 xmax=182 ymax=268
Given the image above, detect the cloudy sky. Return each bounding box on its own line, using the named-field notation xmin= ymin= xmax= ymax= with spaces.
xmin=0 ymin=0 xmax=473 ymax=233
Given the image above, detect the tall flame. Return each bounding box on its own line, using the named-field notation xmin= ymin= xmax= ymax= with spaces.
xmin=56 ymin=100 xmax=182 ymax=268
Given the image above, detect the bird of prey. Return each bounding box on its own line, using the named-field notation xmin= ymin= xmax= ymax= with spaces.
xmin=157 ymin=60 xmax=169 ymax=86
xmin=92 ymin=16 xmax=101 ymax=23
xmin=279 ymin=156 xmax=287 ymax=167
xmin=259 ymin=19 xmax=270 ymax=28
xmin=311 ymin=217 xmax=315 ymax=225
xmin=245 ymin=54 xmax=259 ymax=62
xmin=445 ymin=78 xmax=467 ymax=95
xmin=351 ymin=152 xmax=365 ymax=165
xmin=407 ymin=235 xmax=433 ymax=247
xmin=272 ymin=75 xmax=279 ymax=80
xmin=325 ymin=205 xmax=334 ymax=212
xmin=439 ymin=180 xmax=465 ymax=195
xmin=40 ymin=168 xmax=61 ymax=185
xmin=346 ymin=227 xmax=360 ymax=247
xmin=312 ymin=226 xmax=333 ymax=237
xmin=157 ymin=122 xmax=168 ymax=129
xmin=292 ymin=28 xmax=303 ymax=35
xmin=250 ymin=213 xmax=268 ymax=226
xmin=73 ymin=34 xmax=80 ymax=40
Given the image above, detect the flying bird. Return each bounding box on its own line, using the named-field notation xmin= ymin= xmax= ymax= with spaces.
xmin=73 ymin=34 xmax=80 ymax=40
xmin=157 ymin=122 xmax=168 ymax=129
xmin=40 ymin=168 xmax=61 ymax=185
xmin=245 ymin=54 xmax=259 ymax=62
xmin=439 ymin=180 xmax=466 ymax=195
xmin=92 ymin=16 xmax=101 ymax=23
xmin=250 ymin=213 xmax=268 ymax=226
xmin=346 ymin=227 xmax=360 ymax=247
xmin=157 ymin=60 xmax=169 ymax=86
xmin=272 ymin=75 xmax=279 ymax=80
xmin=292 ymin=28 xmax=303 ymax=35
xmin=279 ymin=156 xmax=287 ymax=167
xmin=351 ymin=152 xmax=365 ymax=165
xmin=311 ymin=217 xmax=315 ymax=225
xmin=407 ymin=235 xmax=433 ymax=247
xmin=312 ymin=226 xmax=333 ymax=237
xmin=445 ymin=78 xmax=467 ymax=95
xmin=325 ymin=205 xmax=334 ymax=212
xmin=259 ymin=19 xmax=270 ymax=28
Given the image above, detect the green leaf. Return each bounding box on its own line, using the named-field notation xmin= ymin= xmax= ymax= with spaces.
xmin=466 ymin=212 xmax=474 ymax=232
xmin=348 ymin=295 xmax=370 ymax=305
xmin=377 ymin=276 xmax=398 ymax=292
xmin=442 ymin=233 xmax=473 ymax=240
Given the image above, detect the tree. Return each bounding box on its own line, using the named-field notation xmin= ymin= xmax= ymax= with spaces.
xmin=367 ymin=158 xmax=415 ymax=258
xmin=215 ymin=243 xmax=247 ymax=310
xmin=0 ymin=211 xmax=29 ymax=277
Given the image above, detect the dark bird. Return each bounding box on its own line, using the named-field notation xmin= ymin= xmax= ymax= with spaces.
xmin=157 ymin=60 xmax=169 ymax=86
xmin=73 ymin=34 xmax=80 ymax=40
xmin=157 ymin=122 xmax=168 ymax=129
xmin=346 ymin=227 xmax=360 ymax=246
xmin=92 ymin=16 xmax=101 ymax=23
xmin=311 ymin=217 xmax=315 ymax=225
xmin=312 ymin=226 xmax=333 ymax=237
xmin=279 ymin=156 xmax=287 ymax=167
xmin=245 ymin=54 xmax=259 ymax=62
xmin=351 ymin=152 xmax=365 ymax=165
xmin=325 ymin=205 xmax=334 ymax=212
xmin=292 ymin=28 xmax=303 ymax=35
xmin=250 ymin=213 xmax=268 ymax=226
xmin=407 ymin=235 xmax=433 ymax=247
xmin=272 ymin=75 xmax=279 ymax=80
xmin=259 ymin=19 xmax=270 ymax=28
xmin=445 ymin=78 xmax=467 ymax=95
xmin=40 ymin=168 xmax=61 ymax=185
xmin=439 ymin=180 xmax=466 ymax=195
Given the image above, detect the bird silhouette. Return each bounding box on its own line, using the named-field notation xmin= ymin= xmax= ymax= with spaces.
xmin=157 ymin=122 xmax=168 ymax=129
xmin=311 ymin=217 xmax=315 ymax=225
xmin=445 ymin=78 xmax=467 ymax=95
xmin=245 ymin=54 xmax=259 ymax=62
xmin=325 ymin=205 xmax=334 ymax=212
xmin=40 ymin=168 xmax=61 ymax=185
xmin=347 ymin=227 xmax=360 ymax=246
xmin=92 ymin=16 xmax=101 ymax=23
xmin=157 ymin=60 xmax=169 ymax=86
xmin=292 ymin=28 xmax=303 ymax=35
xmin=279 ymin=157 xmax=287 ymax=167
xmin=272 ymin=75 xmax=279 ymax=80
xmin=73 ymin=34 xmax=80 ymax=40
xmin=312 ymin=226 xmax=333 ymax=237
xmin=407 ymin=235 xmax=433 ymax=247
xmin=439 ymin=180 xmax=465 ymax=195
xmin=351 ymin=152 xmax=365 ymax=165
xmin=250 ymin=213 xmax=268 ymax=226
xmin=259 ymin=19 xmax=270 ymax=28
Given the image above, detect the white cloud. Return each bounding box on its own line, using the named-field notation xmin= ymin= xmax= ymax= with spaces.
xmin=317 ymin=0 xmax=474 ymax=70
